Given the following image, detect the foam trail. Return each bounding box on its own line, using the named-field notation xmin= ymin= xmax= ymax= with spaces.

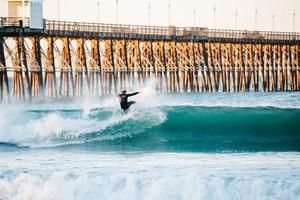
xmin=0 ymin=97 xmax=167 ymax=148
xmin=2 ymin=172 xmax=299 ymax=200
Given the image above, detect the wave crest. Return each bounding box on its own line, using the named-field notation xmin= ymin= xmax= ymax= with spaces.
xmin=0 ymin=103 xmax=166 ymax=148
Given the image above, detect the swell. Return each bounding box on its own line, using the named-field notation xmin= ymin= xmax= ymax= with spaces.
xmin=88 ymin=106 xmax=300 ymax=152
xmin=1 ymin=104 xmax=299 ymax=152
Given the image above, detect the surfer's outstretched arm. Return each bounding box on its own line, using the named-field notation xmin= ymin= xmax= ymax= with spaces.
xmin=127 ymin=92 xmax=139 ymax=97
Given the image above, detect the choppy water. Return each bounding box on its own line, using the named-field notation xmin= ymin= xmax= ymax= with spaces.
xmin=0 ymin=91 xmax=300 ymax=200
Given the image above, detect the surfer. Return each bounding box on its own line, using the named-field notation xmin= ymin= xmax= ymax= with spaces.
xmin=118 ymin=90 xmax=140 ymax=112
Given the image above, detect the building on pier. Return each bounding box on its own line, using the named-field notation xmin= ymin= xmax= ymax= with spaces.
xmin=2 ymin=0 xmax=43 ymax=28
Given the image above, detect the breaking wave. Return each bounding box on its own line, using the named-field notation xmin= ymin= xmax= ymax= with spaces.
xmin=0 ymin=92 xmax=299 ymax=151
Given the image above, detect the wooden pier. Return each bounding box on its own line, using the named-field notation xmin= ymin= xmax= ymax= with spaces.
xmin=1 ymin=17 xmax=300 ymax=100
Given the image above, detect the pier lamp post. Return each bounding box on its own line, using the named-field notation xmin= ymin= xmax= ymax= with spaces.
xmin=22 ymin=0 xmax=25 ymax=19
xmin=1 ymin=0 xmax=3 ymax=17
xmin=168 ymin=0 xmax=171 ymax=26
xmin=57 ymin=0 xmax=60 ymax=21
xmin=116 ymin=0 xmax=119 ymax=24
xmin=97 ymin=1 xmax=100 ymax=24
xmin=213 ymin=4 xmax=216 ymax=29
xmin=193 ymin=9 xmax=196 ymax=27
xmin=234 ymin=9 xmax=238 ymax=30
xmin=272 ymin=12 xmax=275 ymax=31
xmin=293 ymin=10 xmax=295 ymax=32
xmin=148 ymin=0 xmax=151 ymax=26
xmin=255 ymin=8 xmax=258 ymax=30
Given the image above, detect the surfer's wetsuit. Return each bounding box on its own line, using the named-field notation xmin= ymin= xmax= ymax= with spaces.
xmin=118 ymin=91 xmax=139 ymax=112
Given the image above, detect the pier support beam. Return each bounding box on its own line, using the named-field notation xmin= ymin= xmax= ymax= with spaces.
xmin=19 ymin=25 xmax=32 ymax=100
xmin=0 ymin=37 xmax=9 ymax=100
xmin=1 ymin=26 xmax=300 ymax=99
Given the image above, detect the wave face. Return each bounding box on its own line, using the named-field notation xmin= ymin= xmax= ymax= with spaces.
xmin=0 ymin=92 xmax=299 ymax=152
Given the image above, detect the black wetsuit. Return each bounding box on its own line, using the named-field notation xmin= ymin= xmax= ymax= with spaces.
xmin=118 ymin=92 xmax=139 ymax=111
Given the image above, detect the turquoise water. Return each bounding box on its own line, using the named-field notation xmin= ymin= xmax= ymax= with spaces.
xmin=0 ymin=92 xmax=300 ymax=199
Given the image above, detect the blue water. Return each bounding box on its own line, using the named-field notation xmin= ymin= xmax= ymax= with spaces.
xmin=0 ymin=92 xmax=300 ymax=200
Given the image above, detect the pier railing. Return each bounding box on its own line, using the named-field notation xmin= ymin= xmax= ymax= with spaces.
xmin=0 ymin=17 xmax=30 ymax=27
xmin=1 ymin=17 xmax=300 ymax=41
xmin=44 ymin=20 xmax=300 ymax=41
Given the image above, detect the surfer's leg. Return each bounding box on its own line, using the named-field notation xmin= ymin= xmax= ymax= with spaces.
xmin=122 ymin=101 xmax=135 ymax=113
xmin=127 ymin=101 xmax=136 ymax=108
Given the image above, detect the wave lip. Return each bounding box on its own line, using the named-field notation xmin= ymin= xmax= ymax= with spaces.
xmin=0 ymin=104 xmax=167 ymax=148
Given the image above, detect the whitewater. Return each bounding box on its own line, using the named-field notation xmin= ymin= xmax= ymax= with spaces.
xmin=0 ymin=89 xmax=300 ymax=200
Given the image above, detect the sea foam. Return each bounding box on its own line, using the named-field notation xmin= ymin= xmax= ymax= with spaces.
xmin=0 ymin=152 xmax=300 ymax=200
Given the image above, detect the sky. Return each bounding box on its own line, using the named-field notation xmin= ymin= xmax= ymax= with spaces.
xmin=1 ymin=0 xmax=300 ymax=32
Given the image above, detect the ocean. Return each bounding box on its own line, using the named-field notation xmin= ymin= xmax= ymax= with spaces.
xmin=0 ymin=91 xmax=300 ymax=200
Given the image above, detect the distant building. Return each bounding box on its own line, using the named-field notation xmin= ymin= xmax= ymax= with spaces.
xmin=7 ymin=0 xmax=30 ymax=18
xmin=3 ymin=0 xmax=43 ymax=29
